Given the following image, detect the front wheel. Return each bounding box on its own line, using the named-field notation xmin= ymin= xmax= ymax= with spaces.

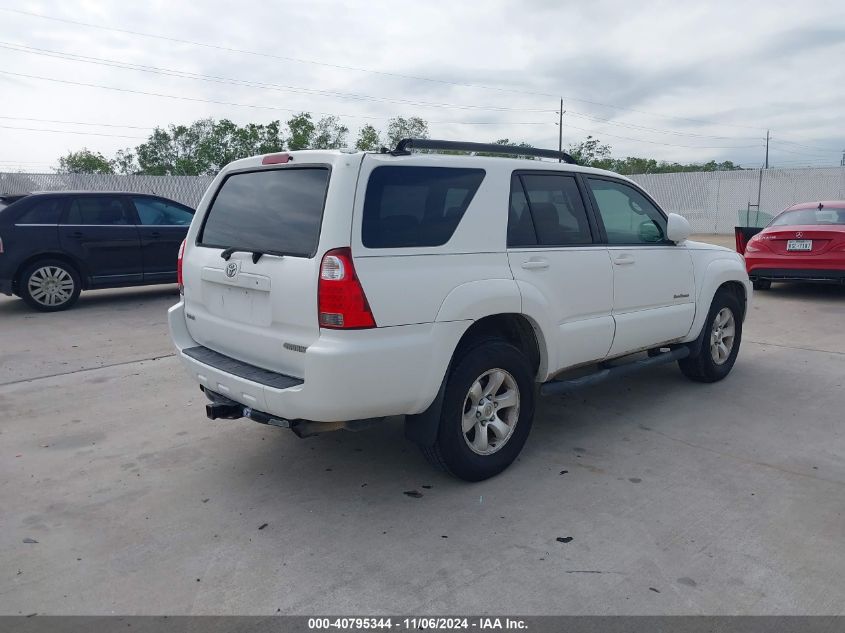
xmin=678 ymin=289 xmax=743 ymax=383
xmin=19 ymin=260 xmax=82 ymax=311
xmin=420 ymin=340 xmax=535 ymax=481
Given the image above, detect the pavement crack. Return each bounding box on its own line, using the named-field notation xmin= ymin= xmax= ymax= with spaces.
xmin=747 ymin=339 xmax=845 ymax=356
xmin=0 ymin=353 xmax=176 ymax=388
xmin=643 ymin=426 xmax=845 ymax=487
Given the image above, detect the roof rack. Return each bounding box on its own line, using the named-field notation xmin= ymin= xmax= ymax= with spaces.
xmin=390 ymin=138 xmax=578 ymax=165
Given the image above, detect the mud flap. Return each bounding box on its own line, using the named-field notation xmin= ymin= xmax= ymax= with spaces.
xmin=404 ymin=371 xmax=448 ymax=447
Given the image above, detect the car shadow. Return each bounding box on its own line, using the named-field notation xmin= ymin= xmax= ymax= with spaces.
xmin=0 ymin=284 xmax=179 ymax=315
xmin=762 ymin=282 xmax=845 ymax=302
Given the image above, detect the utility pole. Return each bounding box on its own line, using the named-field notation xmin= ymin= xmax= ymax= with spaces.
xmin=764 ymin=130 xmax=770 ymax=169
xmin=558 ymin=98 xmax=563 ymax=162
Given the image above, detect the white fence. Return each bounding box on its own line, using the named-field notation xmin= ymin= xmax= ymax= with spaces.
xmin=3 ymin=167 xmax=845 ymax=235
xmin=629 ymin=166 xmax=845 ymax=233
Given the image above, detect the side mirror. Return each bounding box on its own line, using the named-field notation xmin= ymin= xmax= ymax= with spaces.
xmin=666 ymin=213 xmax=690 ymax=245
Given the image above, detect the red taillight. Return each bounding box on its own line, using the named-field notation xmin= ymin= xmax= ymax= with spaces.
xmin=318 ymin=248 xmax=375 ymax=329
xmin=177 ymin=238 xmax=186 ymax=293
xmin=262 ymin=153 xmax=291 ymax=165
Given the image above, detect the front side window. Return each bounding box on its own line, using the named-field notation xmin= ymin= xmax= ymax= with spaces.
xmin=199 ymin=167 xmax=329 ymax=258
xmin=17 ymin=198 xmax=63 ymax=224
xmin=65 ymin=197 xmax=132 ymax=226
xmin=133 ymin=197 xmax=193 ymax=226
xmin=587 ymin=178 xmax=666 ymax=244
xmin=508 ymin=172 xmax=593 ymax=247
xmin=362 ymin=166 xmax=485 ymax=248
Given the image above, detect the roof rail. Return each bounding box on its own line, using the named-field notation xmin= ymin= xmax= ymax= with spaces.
xmin=390 ymin=138 xmax=578 ymax=164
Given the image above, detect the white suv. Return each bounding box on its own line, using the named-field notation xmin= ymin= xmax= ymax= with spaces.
xmin=169 ymin=139 xmax=751 ymax=481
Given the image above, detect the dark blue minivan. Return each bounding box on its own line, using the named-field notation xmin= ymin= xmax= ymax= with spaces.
xmin=0 ymin=191 xmax=194 ymax=311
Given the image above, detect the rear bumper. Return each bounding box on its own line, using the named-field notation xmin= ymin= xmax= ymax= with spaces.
xmin=168 ymin=300 xmax=469 ymax=422
xmin=0 ymin=278 xmax=12 ymax=296
xmin=747 ymin=268 xmax=845 ymax=283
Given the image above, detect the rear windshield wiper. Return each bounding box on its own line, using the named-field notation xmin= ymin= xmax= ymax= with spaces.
xmin=220 ymin=248 xmax=269 ymax=264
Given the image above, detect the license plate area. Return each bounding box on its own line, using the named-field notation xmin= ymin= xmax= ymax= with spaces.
xmin=787 ymin=239 xmax=812 ymax=251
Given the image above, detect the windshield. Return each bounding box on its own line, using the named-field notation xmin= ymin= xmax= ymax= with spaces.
xmin=198 ymin=167 xmax=330 ymax=258
xmin=770 ymin=207 xmax=845 ymax=227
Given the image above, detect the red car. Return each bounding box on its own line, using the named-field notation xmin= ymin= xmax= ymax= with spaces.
xmin=740 ymin=201 xmax=845 ymax=290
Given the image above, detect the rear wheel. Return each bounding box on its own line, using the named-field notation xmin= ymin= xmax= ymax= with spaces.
xmin=19 ymin=260 xmax=81 ymax=312
xmin=420 ymin=340 xmax=535 ymax=481
xmin=752 ymin=279 xmax=771 ymax=290
xmin=678 ymin=289 xmax=743 ymax=383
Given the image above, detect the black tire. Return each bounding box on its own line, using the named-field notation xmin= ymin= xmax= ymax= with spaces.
xmin=420 ymin=339 xmax=535 ymax=481
xmin=678 ymin=289 xmax=743 ymax=383
xmin=752 ymin=279 xmax=771 ymax=291
xmin=19 ymin=259 xmax=82 ymax=312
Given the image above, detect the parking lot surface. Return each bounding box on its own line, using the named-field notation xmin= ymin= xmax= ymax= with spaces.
xmin=1 ymin=271 xmax=844 ymax=614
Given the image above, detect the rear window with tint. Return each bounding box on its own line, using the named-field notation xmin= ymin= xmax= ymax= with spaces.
xmin=362 ymin=166 xmax=485 ymax=248
xmin=199 ymin=167 xmax=330 ymax=258
xmin=16 ymin=198 xmax=63 ymax=224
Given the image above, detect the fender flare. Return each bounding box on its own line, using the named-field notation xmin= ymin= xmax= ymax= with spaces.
xmin=686 ymin=257 xmax=750 ymax=342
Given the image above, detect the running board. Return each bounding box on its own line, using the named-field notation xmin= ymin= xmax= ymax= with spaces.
xmin=540 ymin=347 xmax=690 ymax=396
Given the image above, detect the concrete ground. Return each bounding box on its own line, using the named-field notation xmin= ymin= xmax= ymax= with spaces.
xmin=1 ymin=272 xmax=844 ymax=615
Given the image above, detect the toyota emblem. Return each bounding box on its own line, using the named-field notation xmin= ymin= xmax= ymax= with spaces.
xmin=225 ymin=262 xmax=238 ymax=278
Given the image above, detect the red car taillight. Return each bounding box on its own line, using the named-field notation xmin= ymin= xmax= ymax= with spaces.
xmin=177 ymin=238 xmax=186 ymax=294
xmin=318 ymin=248 xmax=375 ymax=329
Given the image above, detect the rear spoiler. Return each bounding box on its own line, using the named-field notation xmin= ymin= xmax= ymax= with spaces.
xmin=734 ymin=226 xmax=764 ymax=254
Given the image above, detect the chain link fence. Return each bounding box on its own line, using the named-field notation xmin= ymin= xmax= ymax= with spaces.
xmin=630 ymin=166 xmax=845 ymax=233
xmin=3 ymin=167 xmax=845 ymax=234
xmin=0 ymin=172 xmax=214 ymax=208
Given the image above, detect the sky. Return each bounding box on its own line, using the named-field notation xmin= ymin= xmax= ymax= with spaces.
xmin=0 ymin=0 xmax=844 ymax=172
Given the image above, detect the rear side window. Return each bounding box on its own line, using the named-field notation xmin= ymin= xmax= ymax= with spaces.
xmin=199 ymin=167 xmax=329 ymax=258
xmin=65 ymin=197 xmax=133 ymax=225
xmin=362 ymin=167 xmax=485 ymax=248
xmin=16 ymin=198 xmax=63 ymax=224
xmin=508 ymin=173 xmax=593 ymax=247
xmin=133 ymin=197 xmax=193 ymax=226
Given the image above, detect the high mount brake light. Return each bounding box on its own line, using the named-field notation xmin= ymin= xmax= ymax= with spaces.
xmin=262 ymin=153 xmax=291 ymax=165
xmin=318 ymin=248 xmax=375 ymax=329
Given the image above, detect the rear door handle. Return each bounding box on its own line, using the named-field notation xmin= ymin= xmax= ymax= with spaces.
xmin=71 ymin=231 xmax=84 ymax=238
xmin=613 ymin=253 xmax=635 ymax=266
xmin=150 ymin=231 xmax=162 ymax=238
xmin=521 ymin=258 xmax=549 ymax=270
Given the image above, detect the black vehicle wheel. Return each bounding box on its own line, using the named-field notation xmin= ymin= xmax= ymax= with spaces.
xmin=678 ymin=289 xmax=743 ymax=383
xmin=19 ymin=259 xmax=81 ymax=312
xmin=420 ymin=340 xmax=535 ymax=481
xmin=752 ymin=279 xmax=771 ymax=291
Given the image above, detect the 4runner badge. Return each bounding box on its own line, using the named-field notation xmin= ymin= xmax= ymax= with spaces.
xmin=225 ymin=262 xmax=239 ymax=278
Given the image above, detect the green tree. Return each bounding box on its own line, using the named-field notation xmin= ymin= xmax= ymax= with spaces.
xmin=135 ymin=118 xmax=286 ymax=175
xmin=287 ymin=113 xmax=315 ymax=150
xmin=55 ymin=148 xmax=114 ymax=174
xmin=386 ymin=116 xmax=429 ymax=149
xmin=313 ymin=116 xmax=349 ymax=149
xmin=567 ymin=135 xmax=612 ymax=167
xmin=355 ymin=124 xmax=382 ymax=151
xmin=112 ymin=148 xmax=138 ymax=175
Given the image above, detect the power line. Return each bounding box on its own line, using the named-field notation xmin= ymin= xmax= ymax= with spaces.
xmin=0 ymin=115 xmax=155 ymax=130
xmin=0 ymin=70 xmax=549 ymax=126
xmin=0 ymin=41 xmax=556 ymax=114
xmin=565 ymin=111 xmax=761 ymax=141
xmin=563 ymin=122 xmax=762 ymax=150
xmin=0 ymin=123 xmax=146 ymax=139
xmin=0 ymin=6 xmax=767 ymax=131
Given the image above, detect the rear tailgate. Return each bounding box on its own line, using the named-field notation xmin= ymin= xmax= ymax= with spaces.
xmin=180 ymin=151 xmax=362 ymax=379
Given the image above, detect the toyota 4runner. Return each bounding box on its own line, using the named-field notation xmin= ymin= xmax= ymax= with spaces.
xmin=169 ymin=139 xmax=751 ymax=481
